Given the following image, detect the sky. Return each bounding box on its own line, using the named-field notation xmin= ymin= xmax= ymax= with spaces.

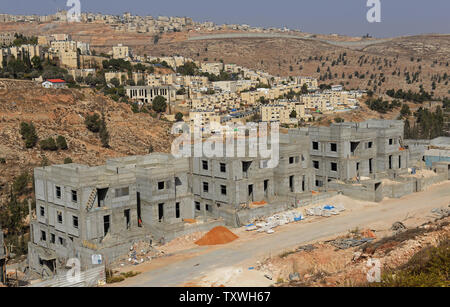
xmin=0 ymin=0 xmax=449 ymax=38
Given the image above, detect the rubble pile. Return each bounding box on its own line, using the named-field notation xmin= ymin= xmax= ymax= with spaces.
xmin=249 ymin=210 xmax=304 ymax=234
xmin=431 ymin=207 xmax=450 ymax=219
xmin=306 ymin=204 xmax=346 ymax=217
xmin=391 ymin=221 xmax=407 ymax=234
xmin=328 ymin=237 xmax=375 ymax=250
xmin=296 ymin=244 xmax=317 ymax=252
xmin=126 ymin=241 xmax=163 ymax=265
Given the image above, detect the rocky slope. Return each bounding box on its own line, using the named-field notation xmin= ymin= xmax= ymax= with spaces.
xmin=0 ymin=79 xmax=174 ymax=202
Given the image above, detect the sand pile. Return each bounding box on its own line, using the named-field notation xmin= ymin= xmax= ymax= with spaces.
xmin=195 ymin=226 xmax=239 ymax=246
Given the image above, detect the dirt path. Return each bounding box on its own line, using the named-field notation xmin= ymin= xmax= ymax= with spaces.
xmin=111 ymin=181 xmax=450 ymax=287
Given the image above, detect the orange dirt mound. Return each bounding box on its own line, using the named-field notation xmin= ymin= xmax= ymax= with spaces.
xmin=195 ymin=226 xmax=239 ymax=246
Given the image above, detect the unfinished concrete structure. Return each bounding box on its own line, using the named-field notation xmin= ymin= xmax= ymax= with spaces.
xmin=29 ymin=159 xmax=149 ymax=277
xmin=308 ymin=120 xmax=410 ymax=187
xmin=28 ymin=130 xmax=316 ymax=275
xmin=191 ymin=130 xmax=315 ymax=226
xmin=29 ymin=119 xmax=443 ymax=276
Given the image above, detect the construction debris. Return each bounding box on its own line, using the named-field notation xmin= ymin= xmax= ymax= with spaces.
xmin=251 ymin=210 xmax=304 ymax=233
xmin=296 ymin=244 xmax=317 ymax=252
xmin=289 ymin=272 xmax=300 ymax=281
xmin=431 ymin=207 xmax=450 ymax=218
xmin=328 ymin=238 xmax=374 ymax=250
xmin=391 ymin=221 xmax=407 ymax=233
xmin=125 ymin=241 xmax=162 ymax=265
xmin=306 ymin=204 xmax=346 ymax=217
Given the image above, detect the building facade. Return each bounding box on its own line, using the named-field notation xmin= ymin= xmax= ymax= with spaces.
xmin=308 ymin=120 xmax=410 ymax=187
xmin=28 ymin=120 xmax=418 ymax=277
xmin=125 ymin=85 xmax=177 ymax=104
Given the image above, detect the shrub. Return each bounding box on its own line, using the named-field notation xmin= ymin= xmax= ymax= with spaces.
xmin=99 ymin=114 xmax=110 ymax=148
xmin=152 ymin=96 xmax=167 ymax=113
xmin=41 ymin=156 xmax=50 ymax=167
xmin=64 ymin=157 xmax=73 ymax=164
xmin=20 ymin=122 xmax=38 ymax=148
xmin=84 ymin=113 xmax=101 ymax=133
xmin=13 ymin=172 xmax=29 ymax=195
xmin=175 ymin=112 xmax=184 ymax=122
xmin=377 ymin=239 xmax=449 ymax=287
xmin=56 ymin=135 xmax=68 ymax=150
xmin=40 ymin=137 xmax=58 ymax=151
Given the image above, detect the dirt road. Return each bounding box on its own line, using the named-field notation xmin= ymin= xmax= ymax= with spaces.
xmin=113 ymin=181 xmax=450 ymax=287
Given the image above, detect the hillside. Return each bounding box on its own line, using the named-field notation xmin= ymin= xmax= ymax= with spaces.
xmin=142 ymin=35 xmax=449 ymax=98
xmin=0 ymin=23 xmax=448 ymax=99
xmin=0 ymin=79 xmax=174 ymax=202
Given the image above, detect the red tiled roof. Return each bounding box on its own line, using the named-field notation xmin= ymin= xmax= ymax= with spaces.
xmin=46 ymin=79 xmax=66 ymax=83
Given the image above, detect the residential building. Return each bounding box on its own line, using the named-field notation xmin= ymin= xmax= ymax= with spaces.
xmin=112 ymin=44 xmax=130 ymax=60
xmin=0 ymin=32 xmax=14 ymax=46
xmin=28 ymin=130 xmax=316 ymax=275
xmin=125 ymin=85 xmax=177 ymax=104
xmin=423 ymin=137 xmax=450 ymax=167
xmin=308 ymin=120 xmax=410 ymax=187
xmin=42 ymin=79 xmax=67 ymax=89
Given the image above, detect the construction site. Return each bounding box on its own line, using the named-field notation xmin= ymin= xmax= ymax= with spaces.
xmin=24 ymin=119 xmax=450 ymax=284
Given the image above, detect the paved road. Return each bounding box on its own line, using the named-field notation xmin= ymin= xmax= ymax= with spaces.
xmin=121 ymin=182 xmax=450 ymax=287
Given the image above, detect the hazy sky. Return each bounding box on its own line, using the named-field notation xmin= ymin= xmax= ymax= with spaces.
xmin=0 ymin=0 xmax=449 ymax=37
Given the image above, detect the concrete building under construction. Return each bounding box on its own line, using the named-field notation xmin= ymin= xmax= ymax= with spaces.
xmin=28 ymin=119 xmax=439 ymax=277
xmin=28 ymin=130 xmax=315 ymax=275
xmin=308 ymin=120 xmax=411 ymax=187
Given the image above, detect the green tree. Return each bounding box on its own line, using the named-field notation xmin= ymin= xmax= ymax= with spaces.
xmin=56 ymin=135 xmax=68 ymax=150
xmin=152 ymin=96 xmax=167 ymax=113
xmin=176 ymin=88 xmax=186 ymax=95
xmin=290 ymin=110 xmax=297 ymax=118
xmin=12 ymin=172 xmax=29 ymax=196
xmin=99 ymin=113 xmax=110 ymax=148
xmin=175 ymin=112 xmax=184 ymax=122
xmin=20 ymin=122 xmax=38 ymax=148
xmin=109 ymin=77 xmax=120 ymax=88
xmin=85 ymin=113 xmax=101 ymax=133
xmin=301 ymin=83 xmax=308 ymax=94
xmin=400 ymin=104 xmax=411 ymax=118
xmin=31 ymin=56 xmax=42 ymax=70
xmin=40 ymin=137 xmax=58 ymax=151
xmin=176 ymin=62 xmax=198 ymax=76
xmin=64 ymin=157 xmax=73 ymax=164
